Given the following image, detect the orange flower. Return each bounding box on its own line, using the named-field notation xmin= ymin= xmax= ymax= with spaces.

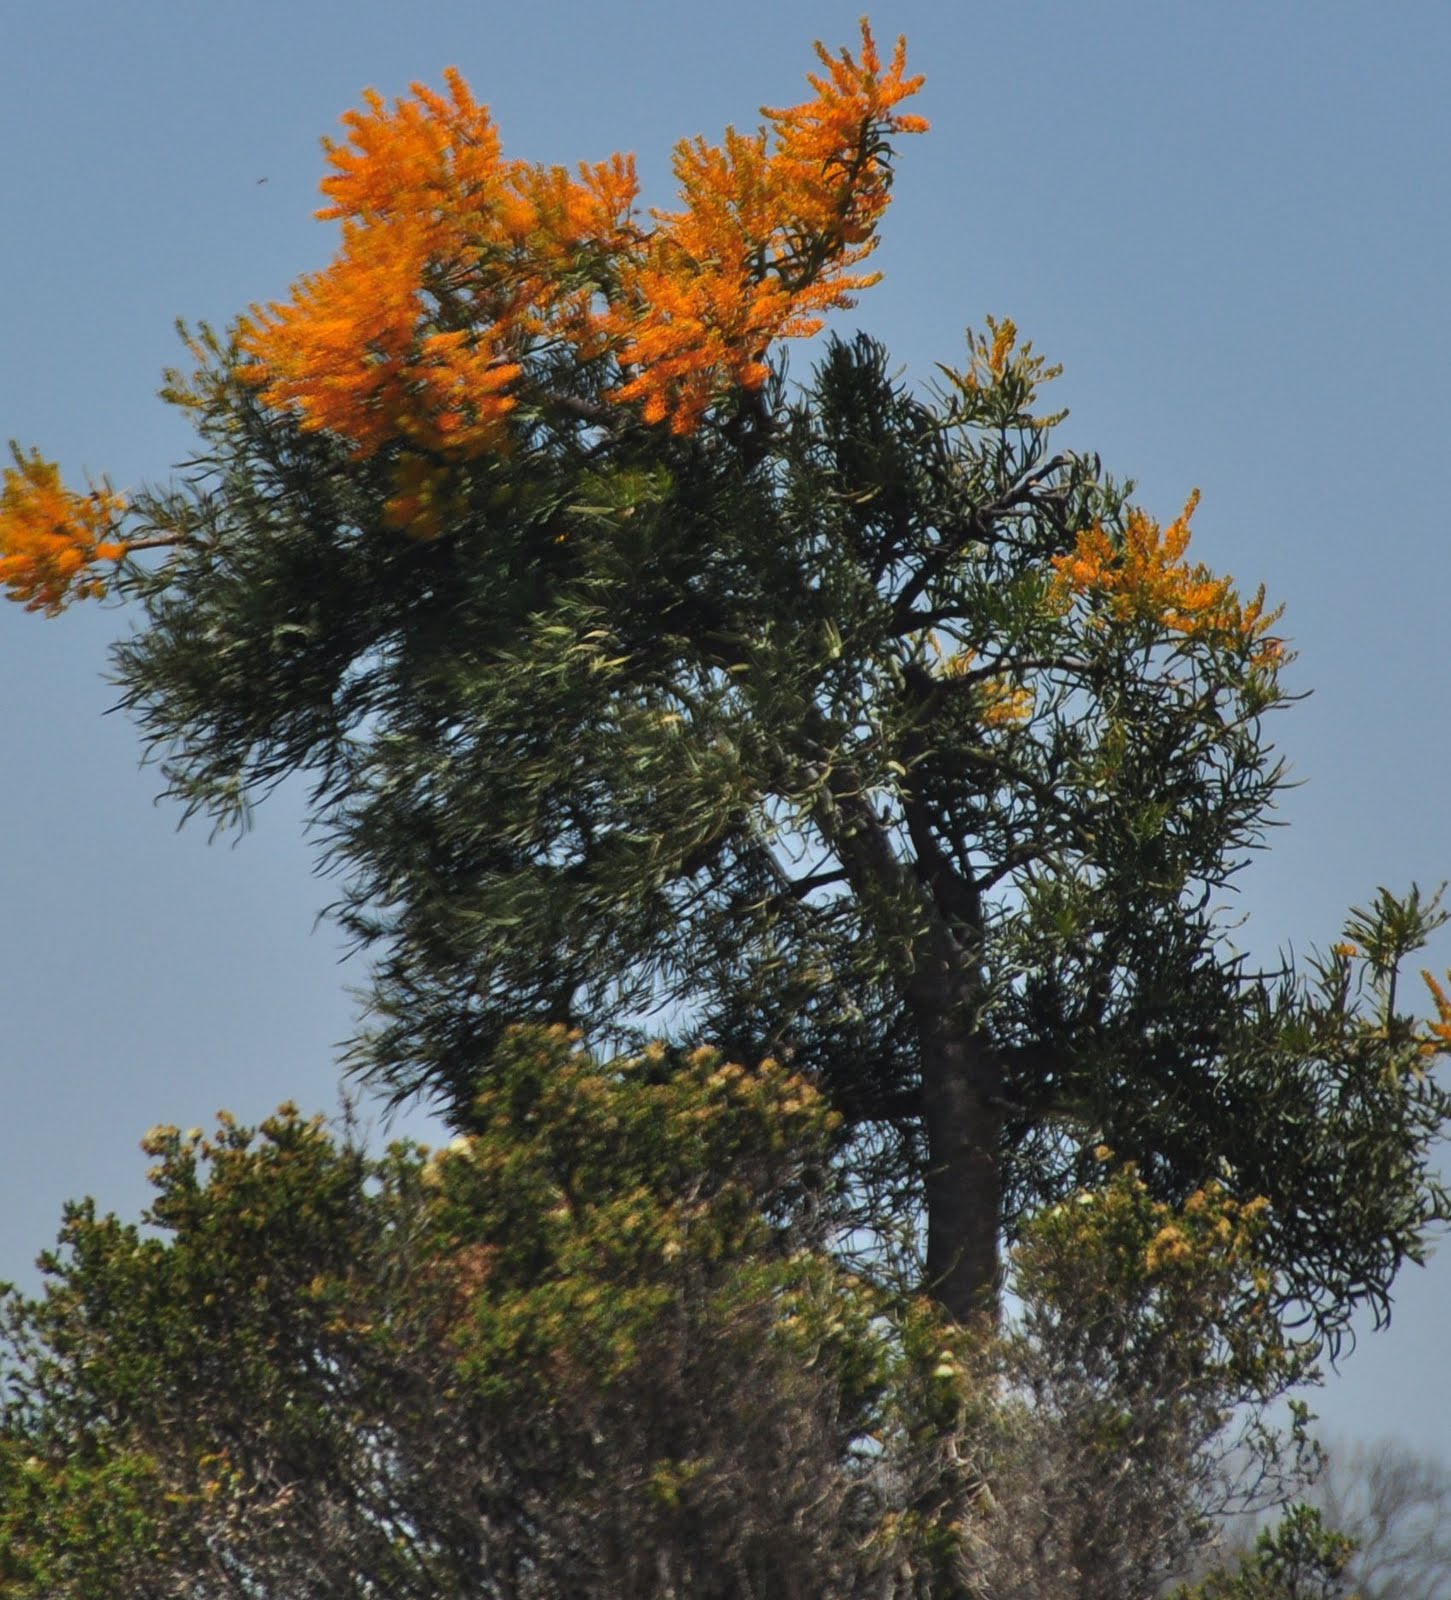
xmin=1051 ymin=492 xmax=1282 ymax=665
xmin=1421 ymin=969 xmax=1451 ymax=1056
xmin=382 ymin=453 xmax=466 ymax=542
xmin=980 ymin=681 xmax=1035 ymax=727
xmin=608 ymin=23 xmax=927 ymax=431
xmin=10 ymin=29 xmax=928 ymax=604
xmin=0 ymin=448 xmax=127 ymax=614
xmin=240 ymin=71 xmax=563 ymax=459
xmin=239 ymin=26 xmax=926 ymax=455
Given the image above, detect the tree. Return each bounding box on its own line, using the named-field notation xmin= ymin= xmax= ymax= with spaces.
xmin=0 ymin=1032 xmax=1327 ymax=1597
xmin=4 ymin=25 xmax=1449 ymax=1349
xmin=1313 ymin=1438 xmax=1451 ymax=1600
xmin=957 ymin=1160 xmax=1319 ymax=1598
xmin=1208 ymin=1437 xmax=1451 ymax=1600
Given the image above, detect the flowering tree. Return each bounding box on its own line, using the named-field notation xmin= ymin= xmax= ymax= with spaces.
xmin=3 ymin=25 xmax=1449 ymax=1347
xmin=1 ymin=26 xmax=925 ymax=603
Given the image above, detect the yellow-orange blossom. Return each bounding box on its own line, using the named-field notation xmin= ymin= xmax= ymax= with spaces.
xmin=240 ymin=23 xmax=928 ymax=456
xmin=0 ymin=27 xmax=1281 ymax=687
xmin=1050 ymin=490 xmax=1284 ymax=666
xmin=0 ymin=24 xmax=926 ymax=594
xmin=0 ymin=448 xmax=125 ymax=615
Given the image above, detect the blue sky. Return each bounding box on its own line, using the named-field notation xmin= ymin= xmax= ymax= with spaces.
xmin=4 ymin=1 xmax=1450 ymax=1454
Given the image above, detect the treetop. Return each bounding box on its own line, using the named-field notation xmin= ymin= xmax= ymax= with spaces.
xmin=1 ymin=20 xmax=924 ymax=600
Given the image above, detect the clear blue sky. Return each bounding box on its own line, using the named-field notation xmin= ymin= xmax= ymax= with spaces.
xmin=3 ymin=1 xmax=1450 ymax=1454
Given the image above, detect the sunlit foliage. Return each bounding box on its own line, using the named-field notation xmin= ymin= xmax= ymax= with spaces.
xmin=0 ymin=1032 xmax=1326 ymax=1598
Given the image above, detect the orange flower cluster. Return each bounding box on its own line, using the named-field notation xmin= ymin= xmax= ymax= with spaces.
xmin=0 ymin=448 xmax=127 ymax=614
xmin=239 ymin=24 xmax=926 ymax=463
xmin=933 ymin=641 xmax=1035 ymax=726
xmin=239 ymin=71 xmax=638 ymax=462
xmin=980 ymin=680 xmax=1035 ymax=727
xmin=932 ymin=640 xmax=1036 ymax=726
xmin=1420 ymin=970 xmax=1451 ymax=1056
xmin=608 ymin=28 xmax=926 ymax=431
xmin=1051 ymin=492 xmax=1282 ymax=665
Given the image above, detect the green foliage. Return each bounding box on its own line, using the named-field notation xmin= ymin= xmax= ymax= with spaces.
xmin=955 ymin=1167 xmax=1319 ymax=1599
xmin=1305 ymin=1436 xmax=1451 ymax=1600
xmin=0 ymin=1040 xmax=1343 ymax=1597
xmin=103 ymin=322 xmax=1451 ymax=1346
xmin=1174 ymin=1505 xmax=1357 ymax=1600
xmin=0 ymin=1030 xmax=978 ymax=1597
xmin=1009 ymin=1163 xmax=1304 ymax=1427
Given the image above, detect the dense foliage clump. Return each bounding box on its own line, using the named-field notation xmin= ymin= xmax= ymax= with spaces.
xmin=0 ymin=1030 xmax=1327 ymax=1597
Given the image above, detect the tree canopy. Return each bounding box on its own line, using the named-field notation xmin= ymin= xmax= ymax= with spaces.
xmin=3 ymin=23 xmax=1448 ymax=1347
xmin=1 ymin=1033 xmax=924 ymax=1596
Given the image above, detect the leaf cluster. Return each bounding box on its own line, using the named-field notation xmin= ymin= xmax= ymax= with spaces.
xmin=0 ymin=1031 xmax=964 ymax=1597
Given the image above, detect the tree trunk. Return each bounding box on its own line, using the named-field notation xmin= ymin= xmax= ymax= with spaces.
xmin=914 ymin=973 xmax=1004 ymax=1326
xmin=807 ymin=745 xmax=1004 ymax=1324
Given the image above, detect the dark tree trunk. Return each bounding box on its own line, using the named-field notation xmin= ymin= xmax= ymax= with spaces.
xmin=809 ymin=742 xmax=1004 ymax=1324
xmin=913 ymin=971 xmax=1004 ymax=1326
